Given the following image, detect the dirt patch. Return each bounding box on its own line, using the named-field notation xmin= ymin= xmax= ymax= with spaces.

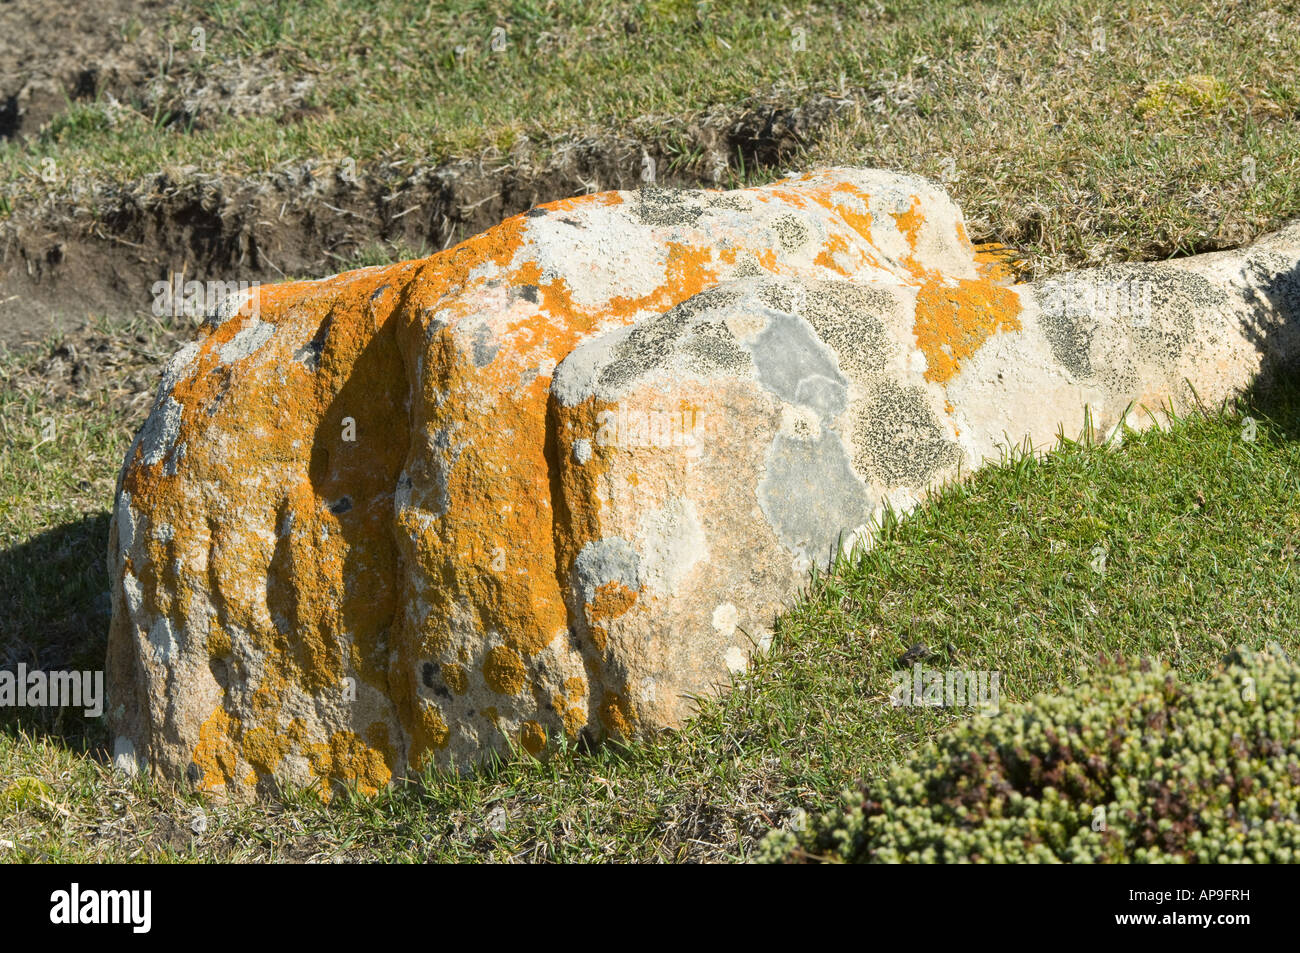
xmin=1 ymin=0 xmax=174 ymax=140
xmin=0 ymin=89 xmax=865 ymax=348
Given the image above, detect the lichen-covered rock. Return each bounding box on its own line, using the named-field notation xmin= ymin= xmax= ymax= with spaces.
xmin=106 ymin=168 xmax=1300 ymax=798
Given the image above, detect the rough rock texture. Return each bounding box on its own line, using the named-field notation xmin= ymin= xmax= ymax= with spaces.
xmin=106 ymin=168 xmax=1300 ymax=798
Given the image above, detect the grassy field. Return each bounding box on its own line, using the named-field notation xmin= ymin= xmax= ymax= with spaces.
xmin=2 ymin=0 xmax=1300 ymax=862
xmin=3 ymin=0 xmax=1299 ymax=277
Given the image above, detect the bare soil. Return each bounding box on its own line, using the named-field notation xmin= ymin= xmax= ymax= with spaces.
xmin=0 ymin=0 xmax=866 ymax=348
xmin=0 ymin=99 xmax=857 ymax=349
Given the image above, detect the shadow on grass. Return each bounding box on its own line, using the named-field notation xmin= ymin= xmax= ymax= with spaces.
xmin=1240 ymin=356 xmax=1300 ymax=443
xmin=0 ymin=510 xmax=112 ymax=755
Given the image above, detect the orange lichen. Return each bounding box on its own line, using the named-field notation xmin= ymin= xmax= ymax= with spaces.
xmin=519 ymin=720 xmax=547 ymax=755
xmin=913 ymin=277 xmax=1023 ymax=384
xmin=550 ymin=676 xmax=588 ymax=739
xmin=441 ymin=662 xmax=468 ymax=695
xmin=408 ymin=702 xmax=450 ymax=772
xmin=584 ymin=579 xmax=639 ymax=654
xmin=482 ymin=645 xmax=527 ymax=695
xmin=891 ymin=196 xmax=925 ymax=253
xmin=973 ymin=242 xmax=1021 ymax=283
xmin=598 ymin=691 xmax=635 ymax=738
xmin=813 ymin=232 xmax=852 ymax=274
xmin=588 ymin=580 xmax=638 ymax=624
xmin=242 ymin=724 xmax=291 ymax=776
xmin=206 ymin=629 xmax=231 ymax=658
xmin=828 ymin=181 xmax=877 ymax=241
xmin=305 ymin=729 xmax=393 ymax=796
xmin=192 ymin=708 xmax=241 ymax=791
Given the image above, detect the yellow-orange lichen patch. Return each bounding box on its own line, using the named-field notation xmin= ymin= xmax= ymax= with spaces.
xmin=891 ymin=195 xmax=924 ymax=250
xmin=550 ymin=676 xmax=588 ymax=739
xmin=519 ymin=720 xmax=547 ymax=755
xmin=483 ymin=645 xmax=527 ymax=695
xmin=826 ymin=181 xmax=876 ymax=241
xmin=192 ymin=708 xmax=241 ymax=791
xmin=913 ymin=277 xmax=1023 ymax=384
xmin=588 ymin=580 xmax=638 ymax=624
xmin=585 ymin=579 xmax=639 ymax=654
xmin=598 ymin=691 xmax=635 ymax=738
xmin=242 ymin=724 xmax=291 ymax=777
xmin=408 ymin=702 xmax=450 ymax=772
xmin=889 ymin=195 xmax=935 ymax=282
xmin=813 ymin=232 xmax=853 ymax=275
xmin=973 ymin=242 xmax=1023 ymax=284
xmin=206 ymin=629 xmax=231 ymax=658
xmin=305 ymin=729 xmax=392 ymax=797
xmin=442 ymin=662 xmax=468 ymax=694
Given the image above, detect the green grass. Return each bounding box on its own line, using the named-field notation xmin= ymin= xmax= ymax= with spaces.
xmin=3 ymin=313 xmax=1297 ymax=859
xmin=3 ymin=0 xmax=1299 ymax=274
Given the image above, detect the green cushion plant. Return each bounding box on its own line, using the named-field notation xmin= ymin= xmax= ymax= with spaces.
xmin=761 ymin=648 xmax=1300 ymax=863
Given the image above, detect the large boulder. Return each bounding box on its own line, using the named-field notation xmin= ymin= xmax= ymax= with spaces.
xmin=106 ymin=168 xmax=1300 ymax=798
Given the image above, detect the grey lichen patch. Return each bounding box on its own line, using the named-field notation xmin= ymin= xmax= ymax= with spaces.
xmin=218 ymin=318 xmax=276 ymax=365
xmin=425 ymin=428 xmax=464 ymax=520
xmin=512 ymin=284 xmax=540 ymax=305
xmin=632 ymin=187 xmax=706 ymax=228
xmin=704 ymin=193 xmax=748 ymax=212
xmin=203 ymin=285 xmax=256 ymax=330
xmin=757 ymin=429 xmax=876 ymax=565
xmin=770 ymin=213 xmax=812 ymax=252
xmin=140 ymin=396 xmax=184 ymax=467
xmin=1035 ymin=266 xmax=1226 ymax=380
xmin=756 ymin=280 xmax=799 ymax=315
xmin=572 ymin=536 xmax=641 ymax=605
xmin=853 ymin=380 xmax=959 ymax=488
xmin=552 ymin=284 xmax=752 ymax=406
xmin=1234 ymin=252 xmax=1300 ymax=369
xmin=551 ymin=325 xmax=635 ymax=407
xmin=163 ymin=441 xmax=187 ymax=477
xmin=159 ymin=342 xmax=201 ymax=393
xmin=746 ymin=309 xmax=849 ymax=422
xmin=147 ymin=616 xmax=177 ymax=663
xmin=789 ymin=280 xmax=895 ymax=381
xmin=114 ymin=490 xmax=137 ymax=560
xmin=1034 ymin=278 xmax=1097 ymax=379
xmin=471 ymin=322 xmax=500 ymax=367
xmin=1129 ymin=269 xmax=1223 ymax=364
